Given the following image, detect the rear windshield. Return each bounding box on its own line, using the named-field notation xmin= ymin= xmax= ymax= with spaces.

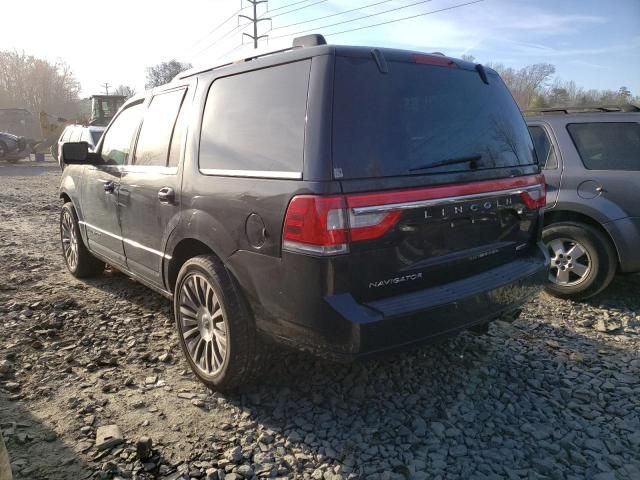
xmin=332 ymin=56 xmax=536 ymax=179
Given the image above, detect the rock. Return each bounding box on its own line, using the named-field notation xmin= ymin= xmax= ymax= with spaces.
xmin=136 ymin=436 xmax=153 ymax=460
xmin=177 ymin=392 xmax=196 ymax=399
xmin=236 ymin=465 xmax=254 ymax=477
xmin=0 ymin=360 xmax=12 ymax=375
xmin=145 ymin=375 xmax=158 ymax=385
xmin=225 ymin=446 xmax=243 ymax=464
xmin=159 ymin=352 xmax=172 ymax=362
xmin=95 ymin=424 xmax=124 ymax=451
xmin=3 ymin=382 xmax=19 ymax=392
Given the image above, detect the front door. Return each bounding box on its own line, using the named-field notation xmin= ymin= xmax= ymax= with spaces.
xmin=118 ymin=87 xmax=189 ymax=286
xmin=80 ymin=102 xmax=144 ymax=266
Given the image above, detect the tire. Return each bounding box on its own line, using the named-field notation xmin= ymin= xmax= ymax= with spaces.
xmin=60 ymin=202 xmax=105 ymax=278
xmin=174 ymin=255 xmax=256 ymax=391
xmin=0 ymin=142 xmax=7 ymax=160
xmin=543 ymin=221 xmax=616 ymax=300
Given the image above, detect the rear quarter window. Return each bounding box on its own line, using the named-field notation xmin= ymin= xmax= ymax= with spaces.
xmin=528 ymin=125 xmax=558 ymax=169
xmin=567 ymin=122 xmax=640 ymax=171
xmin=199 ymin=60 xmax=311 ymax=177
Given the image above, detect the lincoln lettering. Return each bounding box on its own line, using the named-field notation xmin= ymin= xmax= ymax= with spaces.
xmin=424 ymin=197 xmax=513 ymax=219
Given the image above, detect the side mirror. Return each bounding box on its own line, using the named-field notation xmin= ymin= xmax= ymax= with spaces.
xmin=62 ymin=142 xmax=102 ymax=165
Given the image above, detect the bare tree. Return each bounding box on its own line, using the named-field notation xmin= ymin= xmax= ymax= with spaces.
xmin=488 ymin=62 xmax=555 ymax=108
xmin=145 ymin=60 xmax=192 ymax=89
xmin=114 ymin=84 xmax=137 ymax=99
xmin=0 ymin=50 xmax=81 ymax=117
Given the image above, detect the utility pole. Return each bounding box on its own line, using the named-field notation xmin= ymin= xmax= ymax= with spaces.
xmin=239 ymin=0 xmax=270 ymax=49
xmin=102 ymin=82 xmax=111 ymax=96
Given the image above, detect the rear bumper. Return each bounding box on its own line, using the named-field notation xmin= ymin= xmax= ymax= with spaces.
xmin=250 ymin=244 xmax=548 ymax=360
xmin=604 ymin=217 xmax=640 ymax=273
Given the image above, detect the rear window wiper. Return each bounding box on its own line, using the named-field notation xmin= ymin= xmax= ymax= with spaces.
xmin=409 ymin=154 xmax=482 ymax=172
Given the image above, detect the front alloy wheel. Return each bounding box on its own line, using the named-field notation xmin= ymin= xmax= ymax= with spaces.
xmin=61 ymin=209 xmax=79 ymax=271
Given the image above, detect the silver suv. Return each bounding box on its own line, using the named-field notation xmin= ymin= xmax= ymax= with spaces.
xmin=526 ymin=106 xmax=640 ymax=299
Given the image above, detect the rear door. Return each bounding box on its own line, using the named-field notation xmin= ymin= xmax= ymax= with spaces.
xmin=118 ymin=87 xmax=189 ymax=286
xmin=331 ymin=54 xmax=543 ymax=302
xmin=80 ymin=102 xmax=143 ymax=266
xmin=528 ymin=123 xmax=561 ymax=207
xmin=565 ymin=120 xmax=640 ymax=219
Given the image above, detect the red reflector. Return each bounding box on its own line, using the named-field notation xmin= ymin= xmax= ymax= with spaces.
xmin=413 ymin=54 xmax=457 ymax=68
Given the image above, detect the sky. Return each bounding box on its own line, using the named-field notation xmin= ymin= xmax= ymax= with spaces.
xmin=1 ymin=0 xmax=639 ymax=98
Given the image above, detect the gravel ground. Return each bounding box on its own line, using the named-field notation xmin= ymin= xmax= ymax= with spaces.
xmin=1 ymin=160 xmax=639 ymax=480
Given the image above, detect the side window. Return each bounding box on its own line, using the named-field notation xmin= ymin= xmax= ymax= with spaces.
xmin=168 ymin=94 xmax=189 ymax=168
xmin=199 ymin=60 xmax=310 ymax=175
xmin=528 ymin=126 xmax=558 ymax=169
xmin=134 ymin=89 xmax=186 ymax=167
xmin=100 ymin=103 xmax=144 ymax=165
xmin=567 ymin=122 xmax=640 ymax=171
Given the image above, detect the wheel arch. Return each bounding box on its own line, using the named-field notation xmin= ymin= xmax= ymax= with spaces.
xmin=166 ymin=238 xmax=221 ymax=293
xmin=543 ymin=209 xmax=621 ymax=267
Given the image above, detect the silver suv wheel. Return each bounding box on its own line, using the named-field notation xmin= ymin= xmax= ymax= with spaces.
xmin=178 ymin=273 xmax=228 ymax=376
xmin=61 ymin=209 xmax=79 ymax=271
xmin=547 ymin=237 xmax=591 ymax=286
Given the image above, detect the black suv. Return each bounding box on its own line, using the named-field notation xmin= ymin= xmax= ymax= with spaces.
xmin=59 ymin=35 xmax=548 ymax=389
xmin=526 ymin=106 xmax=640 ymax=300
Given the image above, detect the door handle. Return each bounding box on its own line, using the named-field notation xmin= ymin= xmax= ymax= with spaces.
xmin=158 ymin=187 xmax=175 ymax=204
xmin=103 ymin=181 xmax=115 ymax=193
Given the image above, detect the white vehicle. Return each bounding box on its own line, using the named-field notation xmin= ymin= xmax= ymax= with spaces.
xmin=56 ymin=125 xmax=105 ymax=168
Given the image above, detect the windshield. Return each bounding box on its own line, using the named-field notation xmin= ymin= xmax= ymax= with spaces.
xmin=332 ymin=56 xmax=536 ymax=179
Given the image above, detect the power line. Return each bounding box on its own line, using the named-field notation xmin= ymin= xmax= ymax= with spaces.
xmin=184 ymin=5 xmax=247 ymax=54
xmin=271 ymin=0 xmax=393 ymax=30
xmin=270 ymin=0 xmax=435 ymax=38
xmin=268 ymin=0 xmax=316 ymax=13
xmin=325 ymin=0 xmax=485 ymax=37
xmin=268 ymin=0 xmax=327 ymax=18
xmin=205 ymin=6 xmax=246 ymax=38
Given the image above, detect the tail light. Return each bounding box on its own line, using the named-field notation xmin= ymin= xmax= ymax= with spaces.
xmin=520 ymin=182 xmax=546 ymax=210
xmin=282 ymin=174 xmax=546 ymax=256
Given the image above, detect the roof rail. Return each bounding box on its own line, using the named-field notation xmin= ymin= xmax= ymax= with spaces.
xmin=523 ymin=104 xmax=640 ymax=115
xmin=177 ymin=33 xmax=328 ymax=81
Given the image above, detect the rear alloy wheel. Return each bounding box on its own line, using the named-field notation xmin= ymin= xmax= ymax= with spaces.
xmin=178 ymin=273 xmax=228 ymax=376
xmin=59 ymin=202 xmax=105 ymax=278
xmin=174 ymin=255 xmax=256 ymax=390
xmin=543 ymin=221 xmax=616 ymax=300
xmin=0 ymin=142 xmax=7 ymax=159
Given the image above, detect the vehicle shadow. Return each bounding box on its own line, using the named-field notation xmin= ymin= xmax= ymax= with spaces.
xmin=218 ymin=276 xmax=640 ymax=478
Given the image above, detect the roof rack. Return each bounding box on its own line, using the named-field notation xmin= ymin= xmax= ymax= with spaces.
xmin=177 ymin=33 xmax=327 ymax=81
xmin=523 ymin=104 xmax=640 ymax=115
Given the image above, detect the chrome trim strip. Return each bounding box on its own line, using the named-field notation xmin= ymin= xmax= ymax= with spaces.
xmin=351 ymin=186 xmax=540 ymax=215
xmin=79 ymin=221 xmax=172 ymax=259
xmin=199 ymin=168 xmax=302 ymax=179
